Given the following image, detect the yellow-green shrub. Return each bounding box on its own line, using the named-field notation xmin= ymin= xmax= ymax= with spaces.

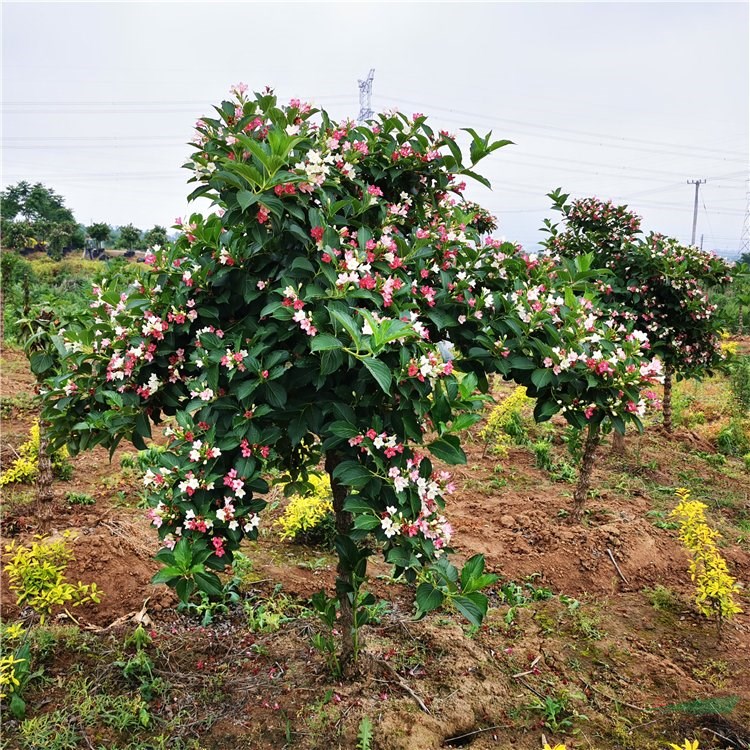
xmin=0 ymin=423 xmax=70 ymax=486
xmin=3 ymin=533 xmax=101 ymax=623
xmin=479 ymin=386 xmax=531 ymax=455
xmin=275 ymin=474 xmax=334 ymax=545
xmin=670 ymin=488 xmax=742 ymax=629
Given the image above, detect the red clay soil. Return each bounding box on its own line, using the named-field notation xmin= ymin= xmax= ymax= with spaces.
xmin=2 ymin=344 xmax=749 ymax=749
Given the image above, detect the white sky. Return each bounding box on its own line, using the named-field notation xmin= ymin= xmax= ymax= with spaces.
xmin=2 ymin=1 xmax=748 ymax=256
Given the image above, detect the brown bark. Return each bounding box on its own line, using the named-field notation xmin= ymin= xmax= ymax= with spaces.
xmin=611 ymin=429 xmax=626 ymax=456
xmin=572 ymin=423 xmax=601 ymax=521
xmin=663 ymin=363 xmax=674 ymax=434
xmin=36 ymin=420 xmax=54 ymax=531
xmin=325 ymin=451 xmax=355 ymax=672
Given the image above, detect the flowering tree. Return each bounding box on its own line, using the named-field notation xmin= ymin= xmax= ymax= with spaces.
xmin=544 ymin=190 xmax=731 ymax=433
xmin=41 ymin=87 xmax=664 ymax=668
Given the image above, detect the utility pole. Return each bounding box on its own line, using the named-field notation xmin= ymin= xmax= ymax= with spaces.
xmin=357 ymin=69 xmax=375 ymax=123
xmin=687 ymin=178 xmax=706 ymax=246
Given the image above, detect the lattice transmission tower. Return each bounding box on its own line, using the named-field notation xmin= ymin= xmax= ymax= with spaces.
xmin=357 ymin=69 xmax=375 ymax=123
xmin=740 ymin=186 xmax=750 ymax=258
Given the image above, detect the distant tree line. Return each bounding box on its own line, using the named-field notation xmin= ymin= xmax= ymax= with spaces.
xmin=0 ymin=181 xmax=169 ymax=260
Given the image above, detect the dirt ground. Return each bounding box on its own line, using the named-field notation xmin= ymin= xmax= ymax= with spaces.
xmin=1 ymin=344 xmax=749 ymax=750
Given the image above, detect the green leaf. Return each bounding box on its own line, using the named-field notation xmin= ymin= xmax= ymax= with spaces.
xmin=460 ymin=554 xmax=485 ymax=590
xmin=460 ymin=169 xmax=491 ymax=189
xmin=29 ymin=352 xmax=55 ymax=375
xmin=329 ymin=420 xmax=359 ymax=438
xmin=533 ymin=399 xmax=560 ymax=422
xmin=237 ymin=190 xmax=259 ymax=211
xmin=310 ymin=335 xmax=343 ymax=352
xmin=362 ymin=357 xmax=392 ymax=394
xmin=428 ymin=435 xmax=467 ymax=465
xmin=175 ymin=577 xmax=195 ymax=603
xmin=452 ymin=592 xmax=488 ymax=627
xmin=333 ymin=461 xmax=372 ymax=489
xmin=449 ymin=413 xmax=483 ymax=433
xmin=343 ymin=496 xmax=374 ymax=514
xmin=194 ymin=571 xmax=224 ymax=598
xmin=415 ymin=582 xmax=445 ymax=616
xmin=531 ymin=368 xmax=553 ymax=389
xmin=329 ymin=307 xmax=362 ymax=347
xmin=353 ymin=515 xmax=381 ymax=531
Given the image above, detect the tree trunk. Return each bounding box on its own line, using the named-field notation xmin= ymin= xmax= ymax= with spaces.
xmin=0 ymin=276 xmax=5 ymax=345
xmin=23 ymin=273 xmax=30 ymax=315
xmin=611 ymin=429 xmax=626 ymax=456
xmin=36 ymin=420 xmax=54 ymax=531
xmin=572 ymin=423 xmax=600 ymax=521
xmin=325 ymin=451 xmax=355 ymax=672
xmin=663 ymin=363 xmax=674 ymax=434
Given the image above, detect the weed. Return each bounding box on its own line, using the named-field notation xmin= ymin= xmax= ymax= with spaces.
xmin=18 ymin=711 xmax=80 ymax=750
xmin=643 ymin=584 xmax=680 ymax=612
xmin=692 ymin=659 xmax=729 ymax=688
xmin=551 ymin=460 xmax=577 ymax=483
xmin=694 ymin=450 xmax=726 ymax=468
xmin=532 ymin=440 xmax=553 ymax=471
xmin=717 ymin=419 xmax=750 ymax=456
xmin=357 ymin=715 xmax=374 ymax=750
xmin=571 ymin=610 xmax=604 ymax=640
xmin=646 ymin=509 xmax=680 ymax=531
xmin=178 ymin=584 xmax=239 ymax=625
xmin=65 ymin=491 xmax=95 ymax=506
xmin=729 ymin=355 xmax=750 ymax=415
xmin=527 ymin=688 xmax=588 ymax=733
xmin=244 ymin=587 xmax=294 ymax=633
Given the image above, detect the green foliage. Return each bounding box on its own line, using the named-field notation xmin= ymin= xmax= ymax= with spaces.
xmin=527 ymin=688 xmax=588 ymax=733
xmin=414 ymin=554 xmax=498 ymax=627
xmin=716 ymin=419 xmax=750 ymax=457
xmin=729 ymin=355 xmax=750 ymax=415
xmin=643 ymin=584 xmax=680 ymax=612
xmin=65 ymin=491 xmax=95 ymax=506
xmin=532 ymin=440 xmax=553 ymax=471
xmin=356 ymin=715 xmax=374 ymax=750
xmin=2 ymin=533 xmax=102 ymax=623
xmin=545 ymin=190 xmax=732 ymax=381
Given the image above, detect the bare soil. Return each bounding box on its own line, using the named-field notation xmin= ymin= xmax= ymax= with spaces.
xmin=1 ymin=344 xmax=749 ymax=750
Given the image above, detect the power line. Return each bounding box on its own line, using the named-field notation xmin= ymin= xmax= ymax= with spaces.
xmin=372 ymin=94 xmax=749 ymax=162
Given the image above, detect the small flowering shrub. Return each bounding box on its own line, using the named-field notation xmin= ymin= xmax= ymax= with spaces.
xmin=3 ymin=533 xmax=101 ymax=624
xmin=670 ymin=488 xmax=742 ymax=632
xmin=479 ymin=386 xmax=531 ymax=456
xmin=275 ymin=474 xmax=335 ymax=545
xmin=0 ymin=422 xmax=70 ymax=487
xmin=544 ymin=190 xmax=732 ymax=432
xmin=40 ymin=85 xmax=666 ymax=666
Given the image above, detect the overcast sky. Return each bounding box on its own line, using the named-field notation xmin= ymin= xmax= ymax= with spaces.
xmin=2 ymin=1 xmax=748 ymax=256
